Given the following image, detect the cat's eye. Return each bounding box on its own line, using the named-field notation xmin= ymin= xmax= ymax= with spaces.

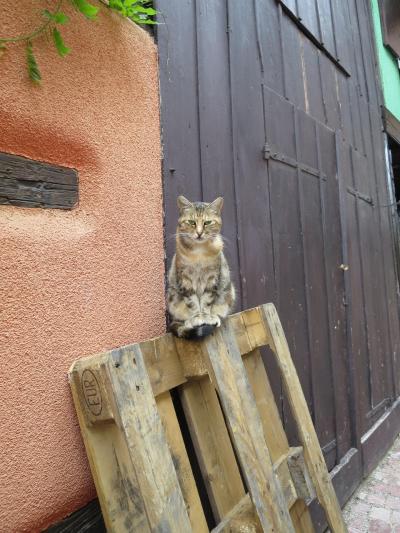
xmin=204 ymin=220 xmax=213 ymax=226
xmin=187 ymin=220 xmax=196 ymax=226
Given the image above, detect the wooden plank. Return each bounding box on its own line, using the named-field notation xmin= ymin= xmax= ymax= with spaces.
xmin=155 ymin=0 xmax=202 ymax=265
xmin=175 ymin=307 xmax=270 ymax=379
xmin=0 ymin=151 xmax=78 ymax=209
xmin=243 ymin=347 xmax=289 ymax=461
xmin=261 ymin=304 xmax=347 ymax=533
xmin=69 ymin=366 xmax=151 ymax=532
xmin=243 ymin=346 xmax=315 ymax=532
xmin=212 ymin=494 xmax=261 ymax=533
xmin=256 ymin=0 xmax=285 ymax=96
xmin=317 ymin=0 xmax=336 ymax=57
xmin=44 ymin=500 xmax=105 ymax=533
xmin=280 ymin=11 xmax=306 ymax=110
xmin=301 ymin=39 xmax=325 ymax=123
xmin=140 ymin=335 xmax=187 ymax=397
xmin=297 ymin=0 xmax=320 ymax=42
xmin=212 ymin=445 xmax=315 ymax=533
xmin=330 ymin=0 xmax=352 ymax=70
xmin=203 ymin=323 xmax=295 ymax=533
xmin=156 ymin=391 xmax=208 ymax=532
xmin=286 ymin=448 xmax=316 ymax=502
xmin=106 ymin=345 xmax=192 ymax=532
xmin=228 ymin=0 xmax=276 ymax=309
xmin=180 ymin=378 xmax=245 ymax=521
xmin=298 ymin=161 xmax=336 ymax=470
xmin=195 ymin=0 xmax=242 ymax=307
xmin=269 ymin=158 xmax=313 ymax=443
xmin=72 ymin=306 xmax=270 ymax=408
xmin=318 ymin=124 xmax=351 ymax=461
xmin=290 ymin=500 xmax=315 ymax=533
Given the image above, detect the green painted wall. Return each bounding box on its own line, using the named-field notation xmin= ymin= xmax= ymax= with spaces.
xmin=371 ymin=0 xmax=400 ymax=121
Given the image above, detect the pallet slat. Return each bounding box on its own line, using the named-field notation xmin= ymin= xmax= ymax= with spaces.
xmin=203 ymin=323 xmax=296 ymax=532
xmin=106 ymin=345 xmax=192 ymax=532
xmin=261 ymin=303 xmax=347 ymax=533
xmin=180 ymin=379 xmax=245 ymax=520
xmin=157 ymin=391 xmax=209 ymax=532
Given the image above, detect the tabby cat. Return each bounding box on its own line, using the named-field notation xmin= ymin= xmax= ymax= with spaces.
xmin=167 ymin=195 xmax=235 ymax=339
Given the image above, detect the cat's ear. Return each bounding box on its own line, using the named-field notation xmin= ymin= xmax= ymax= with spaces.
xmin=208 ymin=197 xmax=224 ymax=214
xmin=177 ymin=195 xmax=192 ymax=211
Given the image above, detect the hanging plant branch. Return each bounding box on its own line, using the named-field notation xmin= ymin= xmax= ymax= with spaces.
xmin=0 ymin=0 xmax=157 ymax=83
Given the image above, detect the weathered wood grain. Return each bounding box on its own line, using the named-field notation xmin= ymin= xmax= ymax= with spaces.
xmin=157 ymin=391 xmax=208 ymax=532
xmin=69 ymin=366 xmax=150 ymax=532
xmin=0 ymin=152 xmax=78 ymax=209
xmin=244 ymin=347 xmax=315 ymax=532
xmin=106 ymin=345 xmax=192 ymax=532
xmin=203 ymin=322 xmax=295 ymax=532
xmin=211 ymin=494 xmax=261 ymax=533
xmin=180 ymin=378 xmax=245 ymax=521
xmin=261 ymin=303 xmax=347 ymax=533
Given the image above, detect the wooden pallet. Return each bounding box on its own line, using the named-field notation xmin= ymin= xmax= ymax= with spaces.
xmin=69 ymin=303 xmax=347 ymax=532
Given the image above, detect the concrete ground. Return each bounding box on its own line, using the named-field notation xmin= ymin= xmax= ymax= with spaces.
xmin=343 ymin=435 xmax=400 ymax=532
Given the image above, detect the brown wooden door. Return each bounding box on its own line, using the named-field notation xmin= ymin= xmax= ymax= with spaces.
xmin=156 ymin=0 xmax=400 ymax=518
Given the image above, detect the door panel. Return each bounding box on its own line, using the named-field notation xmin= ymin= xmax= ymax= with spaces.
xmin=156 ymin=0 xmax=400 ymax=503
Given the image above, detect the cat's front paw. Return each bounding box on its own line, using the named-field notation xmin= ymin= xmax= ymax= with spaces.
xmin=208 ymin=314 xmax=221 ymax=327
xmin=199 ymin=314 xmax=221 ymax=327
xmin=185 ymin=315 xmax=205 ymax=329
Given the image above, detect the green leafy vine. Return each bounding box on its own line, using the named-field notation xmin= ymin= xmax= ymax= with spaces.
xmin=0 ymin=0 xmax=157 ymax=82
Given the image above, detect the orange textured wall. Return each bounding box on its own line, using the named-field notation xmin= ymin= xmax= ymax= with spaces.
xmin=0 ymin=3 xmax=164 ymax=531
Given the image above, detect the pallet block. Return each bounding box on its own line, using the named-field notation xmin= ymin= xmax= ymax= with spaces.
xmin=69 ymin=303 xmax=347 ymax=532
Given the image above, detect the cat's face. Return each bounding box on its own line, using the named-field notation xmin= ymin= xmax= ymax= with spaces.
xmin=177 ymin=196 xmax=223 ymax=242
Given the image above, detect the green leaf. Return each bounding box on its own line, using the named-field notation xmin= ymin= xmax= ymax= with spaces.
xmin=109 ymin=0 xmax=127 ymax=16
xmin=42 ymin=9 xmax=69 ymax=24
xmin=53 ymin=28 xmax=71 ymax=57
xmin=131 ymin=5 xmax=156 ymax=14
xmin=54 ymin=11 xmax=70 ymax=24
xmin=0 ymin=43 xmax=6 ymax=59
xmin=26 ymin=41 xmax=41 ymax=83
xmin=131 ymin=16 xmax=157 ymax=24
xmin=109 ymin=0 xmax=124 ymax=9
xmin=71 ymin=0 xmax=99 ymax=20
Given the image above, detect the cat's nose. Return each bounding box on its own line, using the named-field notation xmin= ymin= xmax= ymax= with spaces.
xmin=196 ymin=231 xmax=203 ymax=238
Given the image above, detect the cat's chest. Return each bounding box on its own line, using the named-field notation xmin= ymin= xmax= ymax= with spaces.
xmin=181 ymin=262 xmax=219 ymax=293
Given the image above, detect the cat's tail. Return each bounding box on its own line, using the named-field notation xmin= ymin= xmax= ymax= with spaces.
xmin=169 ymin=321 xmax=216 ymax=340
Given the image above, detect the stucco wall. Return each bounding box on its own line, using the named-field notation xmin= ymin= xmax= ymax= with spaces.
xmin=371 ymin=0 xmax=400 ymax=121
xmin=0 ymin=3 xmax=165 ymax=531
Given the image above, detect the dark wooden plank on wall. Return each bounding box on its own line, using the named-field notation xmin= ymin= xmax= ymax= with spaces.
xmin=330 ymin=0 xmax=352 ymax=71
xmin=297 ymin=0 xmax=320 ymax=43
xmin=0 ymin=152 xmax=78 ymax=209
xmin=155 ymin=0 xmax=202 ymax=264
xmin=195 ymin=0 xmax=242 ymax=309
xmin=227 ymin=0 xmax=275 ymax=310
xmin=256 ymin=0 xmax=285 ymax=96
xmin=318 ymin=124 xmax=351 ymax=460
xmin=302 ymin=38 xmax=325 ymax=124
xmin=317 ymin=0 xmax=336 ymax=57
xmin=44 ymin=499 xmax=105 ymax=533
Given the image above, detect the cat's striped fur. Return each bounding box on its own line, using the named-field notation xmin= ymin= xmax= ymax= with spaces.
xmin=167 ymin=196 xmax=235 ymax=339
